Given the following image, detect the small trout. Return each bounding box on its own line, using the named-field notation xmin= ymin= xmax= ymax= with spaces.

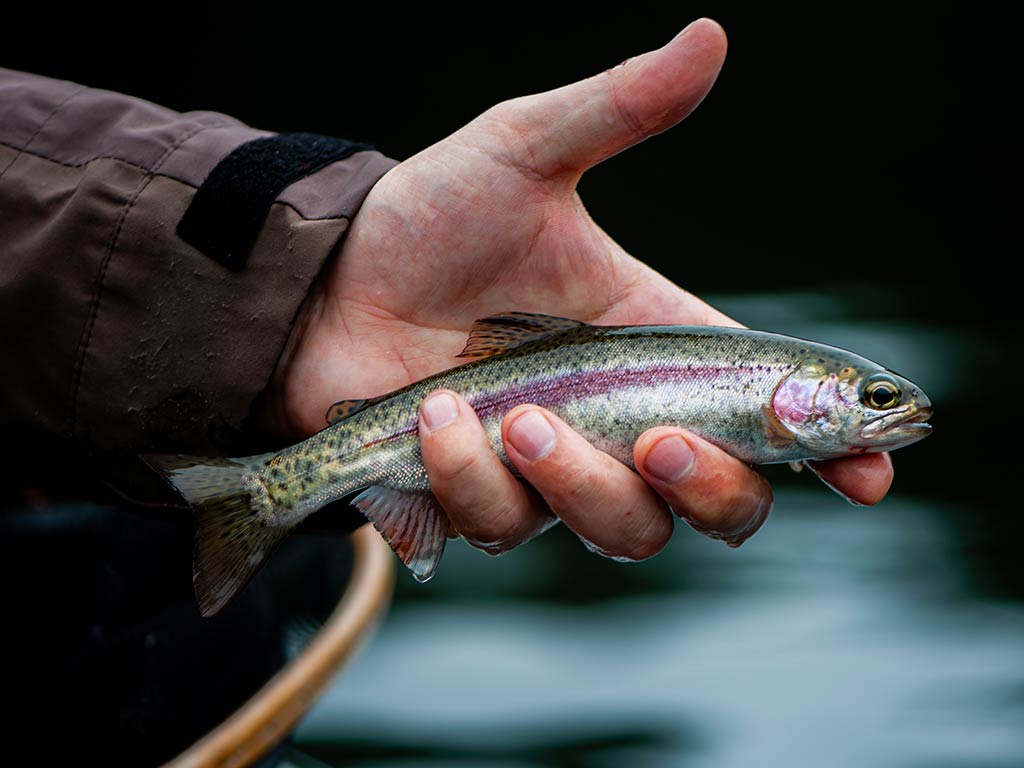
xmin=146 ymin=312 xmax=933 ymax=616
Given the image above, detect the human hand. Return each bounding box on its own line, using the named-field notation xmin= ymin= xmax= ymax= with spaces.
xmin=260 ymin=18 xmax=894 ymax=558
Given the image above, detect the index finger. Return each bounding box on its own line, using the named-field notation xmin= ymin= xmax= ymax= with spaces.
xmin=634 ymin=426 xmax=773 ymax=547
xmin=806 ymin=453 xmax=894 ymax=506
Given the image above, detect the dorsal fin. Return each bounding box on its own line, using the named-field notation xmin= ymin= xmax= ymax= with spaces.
xmin=457 ymin=312 xmax=587 ymax=358
xmin=325 ymin=397 xmax=387 ymax=426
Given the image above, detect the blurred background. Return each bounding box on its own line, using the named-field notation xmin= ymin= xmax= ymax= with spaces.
xmin=7 ymin=3 xmax=1022 ymax=766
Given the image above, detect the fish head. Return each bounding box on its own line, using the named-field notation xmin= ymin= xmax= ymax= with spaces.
xmin=771 ymin=359 xmax=932 ymax=458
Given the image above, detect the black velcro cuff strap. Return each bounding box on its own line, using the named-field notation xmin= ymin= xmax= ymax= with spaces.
xmin=177 ymin=133 xmax=372 ymax=271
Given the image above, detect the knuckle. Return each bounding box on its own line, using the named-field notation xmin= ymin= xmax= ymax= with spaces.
xmin=621 ymin=507 xmax=672 ymax=561
xmin=685 ymin=475 xmax=772 ymax=537
xmin=482 ymin=97 xmax=522 ymax=123
xmin=609 ymin=84 xmax=649 ymax=144
xmin=579 ymin=507 xmax=671 ymax=563
xmin=557 ymin=464 xmax=596 ymax=505
xmin=708 ymin=489 xmax=755 ymax=531
xmin=719 ymin=484 xmax=758 ymax=519
xmin=626 ymin=538 xmax=667 ymax=562
xmin=483 ymin=95 xmax=542 ymax=129
xmin=431 ymin=447 xmax=484 ymax=487
xmin=460 ymin=502 xmax=522 ymax=552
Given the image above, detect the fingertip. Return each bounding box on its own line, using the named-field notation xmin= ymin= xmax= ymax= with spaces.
xmin=675 ymin=17 xmax=727 ymax=50
xmin=502 ymin=408 xmax=674 ymax=562
xmin=808 ymin=453 xmax=894 ymax=507
xmin=636 ymin=427 xmax=772 ymax=545
xmin=495 ymin=17 xmax=729 ymax=179
xmin=419 ymin=394 xmax=553 ymax=554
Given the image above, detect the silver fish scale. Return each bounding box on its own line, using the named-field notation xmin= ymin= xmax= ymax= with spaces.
xmin=255 ymin=325 xmax=871 ymax=523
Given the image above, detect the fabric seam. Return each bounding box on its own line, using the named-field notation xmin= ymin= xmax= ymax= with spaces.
xmin=0 ymin=84 xmax=87 ymax=185
xmin=67 ymin=121 xmax=238 ymax=444
xmin=0 ymin=133 xmax=246 ymax=178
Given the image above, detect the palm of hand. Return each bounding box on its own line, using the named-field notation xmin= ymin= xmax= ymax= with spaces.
xmin=275 ymin=109 xmax=730 ymax=437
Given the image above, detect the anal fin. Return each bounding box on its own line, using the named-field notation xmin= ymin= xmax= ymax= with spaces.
xmin=352 ymin=487 xmax=449 ymax=581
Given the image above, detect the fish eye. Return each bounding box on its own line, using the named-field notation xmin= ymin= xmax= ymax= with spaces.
xmin=862 ymin=375 xmax=902 ymax=410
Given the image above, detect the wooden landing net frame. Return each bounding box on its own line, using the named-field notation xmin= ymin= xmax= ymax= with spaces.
xmin=165 ymin=524 xmax=395 ymax=768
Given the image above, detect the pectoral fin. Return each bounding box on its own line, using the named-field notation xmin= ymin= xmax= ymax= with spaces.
xmin=326 ymin=396 xmax=391 ymax=425
xmin=761 ymin=404 xmax=798 ymax=449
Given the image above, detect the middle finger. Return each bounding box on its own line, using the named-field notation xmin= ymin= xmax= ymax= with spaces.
xmin=502 ymin=405 xmax=674 ymax=561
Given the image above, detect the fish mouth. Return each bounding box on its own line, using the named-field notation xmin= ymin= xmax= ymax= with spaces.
xmin=860 ymin=405 xmax=933 ymax=445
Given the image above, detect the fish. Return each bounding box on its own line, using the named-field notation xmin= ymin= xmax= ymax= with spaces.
xmin=144 ymin=312 xmax=933 ymax=617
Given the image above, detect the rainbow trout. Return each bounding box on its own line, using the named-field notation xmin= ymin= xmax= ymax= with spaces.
xmin=146 ymin=312 xmax=932 ymax=616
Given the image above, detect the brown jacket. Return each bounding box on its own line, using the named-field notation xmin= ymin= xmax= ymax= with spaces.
xmin=0 ymin=69 xmax=396 ymax=491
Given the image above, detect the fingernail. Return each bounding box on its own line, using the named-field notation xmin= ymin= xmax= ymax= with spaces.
xmin=421 ymin=392 xmax=458 ymax=431
xmin=507 ymin=410 xmax=556 ymax=461
xmin=644 ymin=435 xmax=695 ymax=484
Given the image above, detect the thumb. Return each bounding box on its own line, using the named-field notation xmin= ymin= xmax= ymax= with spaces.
xmin=492 ymin=18 xmax=728 ymax=179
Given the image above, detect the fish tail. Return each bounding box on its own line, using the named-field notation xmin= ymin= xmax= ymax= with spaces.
xmin=142 ymin=452 xmax=286 ymax=618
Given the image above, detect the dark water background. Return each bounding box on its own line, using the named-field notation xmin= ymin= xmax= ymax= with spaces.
xmin=295 ymin=298 xmax=1023 ymax=767
xmin=8 ymin=4 xmax=1021 ymax=766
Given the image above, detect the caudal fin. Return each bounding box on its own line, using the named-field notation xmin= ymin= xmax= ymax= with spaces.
xmin=142 ymin=453 xmax=286 ymax=617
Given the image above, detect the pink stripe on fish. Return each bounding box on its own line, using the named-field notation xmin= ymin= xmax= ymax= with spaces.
xmin=364 ymin=363 xmax=779 ymax=448
xmin=468 ymin=363 xmax=754 ymax=420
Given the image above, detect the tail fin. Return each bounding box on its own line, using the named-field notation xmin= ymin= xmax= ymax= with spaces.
xmin=142 ymin=453 xmax=286 ymax=617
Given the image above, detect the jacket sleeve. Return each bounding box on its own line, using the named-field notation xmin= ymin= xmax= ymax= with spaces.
xmin=0 ymin=69 xmax=398 ymax=470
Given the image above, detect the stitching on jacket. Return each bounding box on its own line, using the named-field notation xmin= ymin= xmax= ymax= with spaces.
xmin=0 ymin=140 xmax=355 ymax=223
xmin=0 ymin=84 xmax=87 ymax=185
xmin=67 ymin=120 xmax=237 ymax=444
xmin=0 ymin=132 xmax=247 ymax=176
